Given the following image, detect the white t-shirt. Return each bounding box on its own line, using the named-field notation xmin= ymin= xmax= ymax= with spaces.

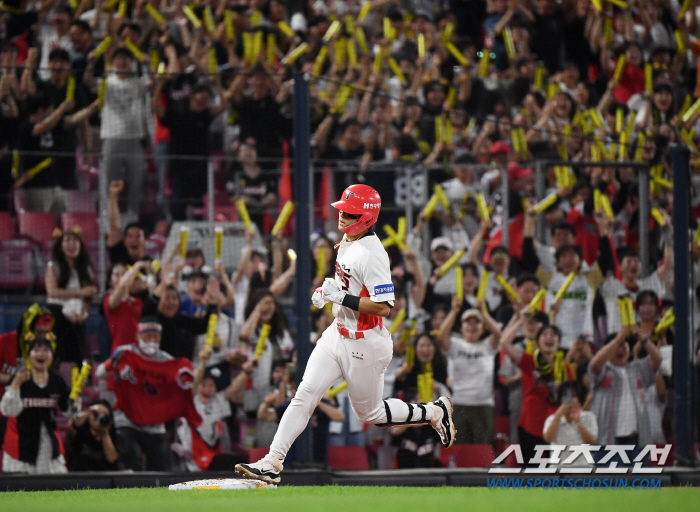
xmin=599 ymin=273 xmax=666 ymax=335
xmin=100 ymin=73 xmax=149 ymax=139
xmin=250 ymin=327 xmax=294 ymax=391
xmin=446 ymin=336 xmax=498 ymax=407
xmin=544 ymin=272 xmax=594 ymax=349
xmin=542 ymin=410 xmax=598 ymax=466
xmin=332 ymin=233 xmax=395 ymax=331
xmin=192 ymin=313 xmax=241 ymax=368
xmin=615 ymin=367 xmax=638 ymax=437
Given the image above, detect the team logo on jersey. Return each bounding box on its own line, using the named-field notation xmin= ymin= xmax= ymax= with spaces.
xmin=374 ymin=284 xmax=394 ymax=295
xmin=177 ymin=367 xmax=196 ymax=390
xmin=335 ymin=262 xmax=352 ymax=291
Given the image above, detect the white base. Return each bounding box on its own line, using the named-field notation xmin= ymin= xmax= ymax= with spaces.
xmin=168 ymin=478 xmax=277 ymax=490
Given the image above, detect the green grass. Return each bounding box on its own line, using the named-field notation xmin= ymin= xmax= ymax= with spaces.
xmin=0 ymin=486 xmax=696 ymax=512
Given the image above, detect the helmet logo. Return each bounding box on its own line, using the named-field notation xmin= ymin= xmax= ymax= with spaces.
xmin=345 ymin=190 xmax=356 ymax=201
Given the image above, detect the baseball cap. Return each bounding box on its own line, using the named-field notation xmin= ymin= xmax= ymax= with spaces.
xmin=490 ymin=140 xmax=512 ymax=155
xmin=461 ymin=309 xmax=483 ymax=322
xmin=507 ymin=161 xmax=533 ymax=180
xmin=430 ymin=237 xmax=454 ymax=252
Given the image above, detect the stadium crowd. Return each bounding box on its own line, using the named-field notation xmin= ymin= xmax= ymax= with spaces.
xmin=0 ymin=0 xmax=699 ymax=474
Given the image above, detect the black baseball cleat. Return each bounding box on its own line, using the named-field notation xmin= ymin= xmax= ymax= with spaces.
xmin=430 ymin=396 xmax=456 ymax=449
xmin=235 ymin=454 xmax=283 ymax=485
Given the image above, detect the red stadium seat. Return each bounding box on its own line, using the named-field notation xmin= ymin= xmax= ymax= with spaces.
xmin=64 ymin=190 xmax=96 ymax=213
xmin=248 ymin=447 xmax=270 ymax=463
xmin=437 ymin=444 xmax=496 ymax=468
xmin=0 ymin=239 xmax=35 ymax=290
xmin=61 ymin=212 xmax=99 ymax=242
xmin=327 ymin=446 xmax=370 ymax=470
xmin=493 ymin=416 xmax=510 ymax=439
xmin=18 ymin=211 xmax=56 ymax=244
xmin=0 ymin=211 xmax=16 ymax=241
xmin=13 ymin=189 xmax=26 ymax=214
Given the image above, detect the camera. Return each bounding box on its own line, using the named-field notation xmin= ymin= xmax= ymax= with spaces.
xmin=95 ymin=413 xmax=112 ymax=428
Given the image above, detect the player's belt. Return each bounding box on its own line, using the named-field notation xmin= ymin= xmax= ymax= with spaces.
xmin=336 ymin=321 xmax=379 ymax=340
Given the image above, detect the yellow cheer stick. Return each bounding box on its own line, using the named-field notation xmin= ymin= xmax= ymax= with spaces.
xmin=604 ymin=17 xmax=613 ymax=44
xmin=554 ymin=272 xmax=576 ymax=300
xmin=277 ymin=21 xmax=295 ymax=38
xmin=476 ymin=192 xmax=490 ymax=222
xmin=644 ymin=63 xmax=653 ymax=94
xmin=439 ymin=249 xmax=465 ymax=277
xmin=313 ymin=45 xmax=329 ymax=77
xmin=615 ymin=109 xmax=624 ymax=134
xmin=373 ymin=47 xmax=384 ymax=74
xmin=455 ymin=266 xmax=464 ymax=301
xmin=445 ymin=42 xmax=468 ymax=66
xmin=618 ymin=131 xmax=628 ymax=159
xmin=383 ymin=17 xmax=395 ymax=40
xmin=254 ymin=324 xmax=272 ymax=360
xmin=282 ymin=42 xmax=309 ymax=66
xmin=613 ymin=55 xmax=626 ymax=83
xmin=496 ymin=274 xmax=518 ymax=300
xmin=271 ymin=201 xmax=294 ymax=236
xmin=681 ymin=0 xmax=692 ymax=18
xmin=267 ymin=33 xmax=276 ymax=64
xmin=433 ymin=184 xmax=450 ymax=212
xmin=422 ymin=193 xmax=440 ymax=218
xmin=600 ymin=193 xmax=614 ymax=219
xmin=103 ymin=0 xmax=119 ymax=10
xmin=24 ymin=158 xmax=52 ymax=179
xmin=503 ymin=27 xmax=515 ymax=60
xmin=316 ymin=246 xmax=326 ymax=279
xmin=477 ymin=270 xmax=489 ymax=302
xmin=97 ymin=77 xmax=107 ymax=107
xmin=253 ymin=30 xmax=263 ymax=60
xmin=214 ymin=226 xmax=224 ymax=262
xmin=208 ymin=47 xmax=217 ymax=75
xmin=694 ymin=225 xmax=700 ymax=247
xmin=534 ymin=65 xmax=544 ymax=91
xmin=679 ymin=94 xmax=693 ymax=120
xmin=617 ymin=297 xmax=633 ymax=327
xmin=446 ymin=86 xmax=457 ymax=109
xmin=204 ymin=313 xmax=219 ymax=349
xmin=682 ymin=98 xmax=700 ymax=123
xmin=405 ymin=343 xmax=415 ymax=367
xmin=388 ymin=309 xmax=407 ymax=335
xmin=434 ymin=116 xmax=444 ymax=143
xmin=182 ymin=5 xmax=201 ymax=29
xmin=658 ymin=307 xmax=674 ymax=327
xmin=529 ymin=288 xmax=547 ymax=312
xmin=388 ymin=57 xmax=406 ymax=83
xmin=397 ymin=217 xmax=406 ymax=237
xmin=225 ymin=10 xmax=235 ymax=41
xmin=355 ymin=28 xmax=369 ymax=54
xmin=383 ymin=225 xmax=407 ymax=250
xmin=358 ymin=1 xmax=372 ymax=21
xmin=71 ymin=367 xmax=79 ymax=389
xmin=250 ymin=9 xmax=262 ymax=27
xmin=93 ymin=36 xmax=112 ymax=59
xmin=533 ymin=192 xmax=559 ymax=214
xmin=345 ymin=14 xmax=355 ymax=34
xmin=653 ymin=176 xmax=673 ymax=189
xmin=203 ymin=6 xmax=215 ymax=34
xmin=151 ymin=259 xmax=161 ymax=274
xmin=124 ymin=38 xmax=144 ymax=62
xmin=69 ymin=363 xmax=92 ymax=402
xmin=235 ymin=199 xmax=252 ymax=228
xmin=591 ymin=0 xmax=603 ymax=10
xmin=287 ymin=249 xmax=297 ymax=262
xmin=326 ymin=381 xmax=348 ymax=398
xmin=346 ymin=38 xmax=358 ymax=69
xmin=334 ymin=36 xmax=346 ymax=69
xmin=594 ymin=189 xmax=602 ymax=212
xmin=418 ymin=33 xmax=426 ymax=58
xmin=150 ymin=49 xmax=159 ymax=73
xmin=323 ymin=19 xmax=342 ymax=42
xmin=65 ymin=75 xmax=75 ymax=102
xmin=675 ymin=30 xmax=686 ymax=54
xmin=179 ymin=226 xmax=190 ymax=259
xmin=442 ymin=22 xmax=455 ymax=43
xmin=651 ymin=208 xmax=666 ymax=227
xmin=11 ymin=150 xmax=19 ymax=179
xmin=145 ymin=2 xmax=166 ymax=25
xmin=478 ymin=50 xmax=490 ymax=77
xmin=117 ymin=0 xmax=127 ymax=17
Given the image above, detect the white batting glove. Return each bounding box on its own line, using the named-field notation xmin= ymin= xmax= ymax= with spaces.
xmin=321 ymin=278 xmax=347 ymax=305
xmin=311 ymin=287 xmax=327 ymax=309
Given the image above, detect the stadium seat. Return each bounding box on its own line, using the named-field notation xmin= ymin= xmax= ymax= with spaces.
xmin=327 ymin=446 xmax=370 ymax=470
xmin=18 ymin=211 xmax=56 ymax=244
xmin=437 ymin=444 xmax=496 ymax=468
xmin=0 ymin=239 xmax=35 ymax=290
xmin=248 ymin=447 xmax=270 ymax=463
xmin=61 ymin=212 xmax=99 ymax=242
xmin=64 ymin=190 xmax=96 ymax=213
xmin=0 ymin=211 xmax=16 ymax=242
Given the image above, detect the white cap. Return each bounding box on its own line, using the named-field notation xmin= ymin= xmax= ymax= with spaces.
xmin=430 ymin=237 xmax=454 ymax=252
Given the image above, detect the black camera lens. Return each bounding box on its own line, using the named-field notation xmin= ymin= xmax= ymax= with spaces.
xmin=97 ymin=414 xmax=112 ymax=428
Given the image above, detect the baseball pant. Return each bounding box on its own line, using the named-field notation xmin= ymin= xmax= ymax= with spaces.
xmin=268 ymin=320 xmax=434 ymax=462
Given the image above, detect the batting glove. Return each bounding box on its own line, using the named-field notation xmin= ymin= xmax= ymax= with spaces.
xmin=311 ymin=287 xmax=327 ymax=309
xmin=321 ymin=278 xmax=347 ymax=305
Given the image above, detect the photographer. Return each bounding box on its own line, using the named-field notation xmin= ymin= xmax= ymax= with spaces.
xmin=0 ymin=336 xmax=70 ymax=474
xmin=66 ymin=400 xmax=120 ymax=471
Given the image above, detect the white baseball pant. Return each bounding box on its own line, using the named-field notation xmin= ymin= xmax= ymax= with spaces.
xmin=267 ymin=319 xmax=434 ymax=462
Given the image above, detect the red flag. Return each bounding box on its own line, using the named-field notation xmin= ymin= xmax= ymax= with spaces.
xmin=111 ymin=349 xmax=201 ymax=429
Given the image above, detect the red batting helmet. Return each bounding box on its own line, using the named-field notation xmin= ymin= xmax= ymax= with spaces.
xmin=331 ymin=184 xmax=381 ymax=236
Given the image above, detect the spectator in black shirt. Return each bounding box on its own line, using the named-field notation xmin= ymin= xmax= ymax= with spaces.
xmin=531 ymin=0 xmax=566 ymax=74
xmin=66 ymin=399 xmax=120 ymax=471
xmin=153 ymin=79 xmax=233 ymax=220
xmin=107 ymin=180 xmax=148 ymax=269
xmin=316 ymin=117 xmax=365 ymax=199
xmin=68 ymin=19 xmax=95 ymax=83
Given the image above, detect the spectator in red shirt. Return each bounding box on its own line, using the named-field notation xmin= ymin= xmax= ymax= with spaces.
xmin=102 ymin=262 xmax=148 ymax=354
xmin=500 ymin=308 xmax=574 ymax=466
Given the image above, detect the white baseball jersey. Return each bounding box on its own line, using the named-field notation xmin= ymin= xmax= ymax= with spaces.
xmin=332 ymin=232 xmax=395 ymax=331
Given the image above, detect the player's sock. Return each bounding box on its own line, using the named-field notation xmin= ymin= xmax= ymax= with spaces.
xmin=377 ymin=398 xmax=434 ymax=426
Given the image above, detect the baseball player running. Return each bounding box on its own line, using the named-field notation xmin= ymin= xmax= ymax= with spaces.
xmin=235 ymin=184 xmax=455 ymax=484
